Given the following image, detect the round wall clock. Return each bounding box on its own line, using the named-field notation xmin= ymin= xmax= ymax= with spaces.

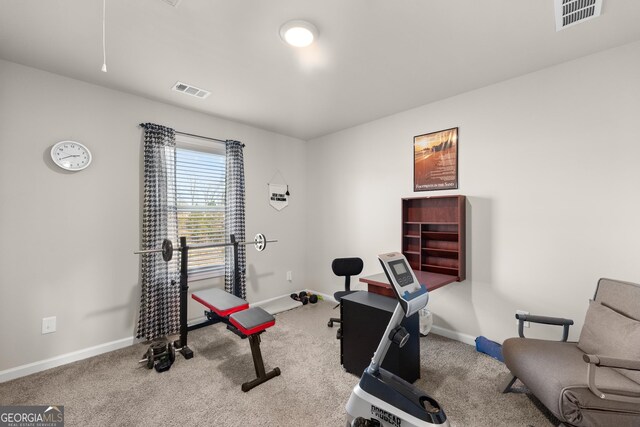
xmin=50 ymin=140 xmax=92 ymax=171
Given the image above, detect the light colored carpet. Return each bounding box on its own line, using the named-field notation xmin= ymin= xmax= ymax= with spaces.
xmin=0 ymin=300 xmax=556 ymax=426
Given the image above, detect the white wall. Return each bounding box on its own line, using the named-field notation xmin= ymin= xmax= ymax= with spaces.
xmin=305 ymin=41 xmax=640 ymax=344
xmin=2 ymin=39 xmax=639 ymax=375
xmin=0 ymin=59 xmax=307 ymax=371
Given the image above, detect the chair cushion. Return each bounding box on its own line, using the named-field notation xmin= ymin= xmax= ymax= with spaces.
xmin=561 ymin=385 xmax=640 ymax=426
xmin=229 ymin=307 xmax=275 ymax=336
xmin=503 ymin=338 xmax=640 ymax=424
xmin=578 ymin=300 xmax=640 ymax=383
xmin=595 ymin=278 xmax=640 ymax=321
xmin=191 ymin=288 xmax=249 ymax=317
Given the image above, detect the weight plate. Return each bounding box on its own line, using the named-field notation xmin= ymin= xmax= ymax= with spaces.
xmin=145 ymin=348 xmax=154 ymax=369
xmin=151 ymin=341 xmax=167 ymax=355
xmin=254 ymin=233 xmax=266 ymax=251
xmin=169 ymin=344 xmax=175 ymax=363
xmin=162 ymin=239 xmax=173 ymax=262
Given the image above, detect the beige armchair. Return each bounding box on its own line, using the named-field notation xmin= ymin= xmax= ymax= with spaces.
xmin=502 ymin=278 xmax=640 ymax=426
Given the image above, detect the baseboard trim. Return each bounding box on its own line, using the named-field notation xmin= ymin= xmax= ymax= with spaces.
xmin=306 ymin=290 xmax=336 ymax=303
xmin=249 ymin=292 xmax=297 ymax=307
xmin=0 ymin=291 xmax=475 ymax=383
xmin=430 ymin=325 xmax=476 ymax=346
xmin=251 ymin=290 xmax=337 ymax=312
xmin=0 ymin=337 xmax=135 ymax=383
xmin=0 ymin=292 xmax=309 ymax=383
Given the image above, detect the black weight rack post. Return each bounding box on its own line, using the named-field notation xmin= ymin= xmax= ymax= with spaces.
xmin=231 ymin=234 xmax=241 ymax=298
xmin=177 ymin=236 xmax=194 ymax=359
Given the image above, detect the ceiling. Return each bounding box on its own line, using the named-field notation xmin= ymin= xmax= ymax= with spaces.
xmin=1 ymin=0 xmax=640 ymax=140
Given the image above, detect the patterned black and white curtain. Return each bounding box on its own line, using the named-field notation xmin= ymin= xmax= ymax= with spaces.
xmin=136 ymin=123 xmax=180 ymax=341
xmin=224 ymin=140 xmax=247 ymax=299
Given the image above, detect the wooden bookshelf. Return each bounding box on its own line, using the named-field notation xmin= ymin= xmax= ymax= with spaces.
xmin=402 ymin=195 xmax=466 ymax=281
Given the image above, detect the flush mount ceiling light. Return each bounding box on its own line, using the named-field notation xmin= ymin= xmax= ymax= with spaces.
xmin=279 ymin=20 xmax=318 ymax=47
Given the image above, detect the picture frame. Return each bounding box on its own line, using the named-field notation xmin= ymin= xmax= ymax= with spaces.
xmin=413 ymin=127 xmax=459 ymax=191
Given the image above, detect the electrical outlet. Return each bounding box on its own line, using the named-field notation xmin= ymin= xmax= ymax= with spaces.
xmin=516 ymin=310 xmax=530 ymax=328
xmin=42 ymin=316 xmax=57 ymax=334
xmin=286 ymin=271 xmax=292 ymax=282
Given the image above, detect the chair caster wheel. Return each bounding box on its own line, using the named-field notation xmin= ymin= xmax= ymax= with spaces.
xmin=327 ymin=320 xmax=333 ymax=327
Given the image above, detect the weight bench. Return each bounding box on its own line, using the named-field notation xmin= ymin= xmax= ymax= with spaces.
xmin=190 ymin=288 xmax=281 ymax=392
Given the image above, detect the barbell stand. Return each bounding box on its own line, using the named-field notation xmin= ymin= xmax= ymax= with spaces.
xmin=136 ymin=233 xmax=276 ymax=360
xmin=174 ymin=233 xmax=255 ymax=360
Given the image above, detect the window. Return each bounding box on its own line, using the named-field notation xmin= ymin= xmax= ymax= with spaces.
xmin=175 ymin=135 xmax=225 ymax=279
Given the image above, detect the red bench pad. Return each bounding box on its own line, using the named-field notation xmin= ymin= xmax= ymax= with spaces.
xmin=229 ymin=307 xmax=275 ymax=336
xmin=191 ymin=288 xmax=249 ymax=317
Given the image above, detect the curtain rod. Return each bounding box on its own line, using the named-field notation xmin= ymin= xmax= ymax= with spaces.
xmin=175 ymin=130 xmax=227 ymax=144
xmin=139 ymin=123 xmax=243 ymax=146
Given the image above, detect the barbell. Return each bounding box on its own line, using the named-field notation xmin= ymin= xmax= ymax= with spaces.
xmin=134 ymin=233 xmax=276 ymax=262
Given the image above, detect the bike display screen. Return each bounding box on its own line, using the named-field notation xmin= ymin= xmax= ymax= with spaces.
xmin=389 ymin=259 xmax=414 ymax=287
xmin=392 ymin=261 xmax=407 ymax=275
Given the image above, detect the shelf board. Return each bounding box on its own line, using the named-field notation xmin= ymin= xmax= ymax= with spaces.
xmin=423 ymin=231 xmax=458 ymax=235
xmin=422 ymin=222 xmax=459 ymax=225
xmin=422 ymin=264 xmax=458 ymax=271
xmin=422 ymin=248 xmax=459 ymax=259
xmin=422 ymin=232 xmax=459 ymax=241
xmin=403 ymin=250 xmax=420 ymax=255
xmin=403 ymin=235 xmax=420 ymax=238
xmin=404 ymin=221 xmax=459 ymax=225
xmin=423 ymin=247 xmax=458 ymax=254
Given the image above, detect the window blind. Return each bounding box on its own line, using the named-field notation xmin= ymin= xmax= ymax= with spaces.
xmin=175 ymin=146 xmax=225 ymax=278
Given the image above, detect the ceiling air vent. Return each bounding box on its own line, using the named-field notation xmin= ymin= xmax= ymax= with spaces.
xmin=172 ymin=82 xmax=211 ymax=99
xmin=555 ymin=0 xmax=603 ymax=31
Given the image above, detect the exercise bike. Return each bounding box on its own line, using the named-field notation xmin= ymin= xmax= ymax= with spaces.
xmin=345 ymin=252 xmax=450 ymax=427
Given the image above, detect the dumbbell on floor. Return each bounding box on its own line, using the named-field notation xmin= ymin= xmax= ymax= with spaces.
xmin=139 ymin=341 xmax=176 ymax=372
xmin=290 ymin=291 xmax=319 ymax=305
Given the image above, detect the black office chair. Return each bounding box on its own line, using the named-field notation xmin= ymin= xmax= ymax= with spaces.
xmin=327 ymin=257 xmax=364 ymax=339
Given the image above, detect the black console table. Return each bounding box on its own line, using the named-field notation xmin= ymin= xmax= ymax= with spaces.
xmin=340 ymin=291 xmax=420 ymax=383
